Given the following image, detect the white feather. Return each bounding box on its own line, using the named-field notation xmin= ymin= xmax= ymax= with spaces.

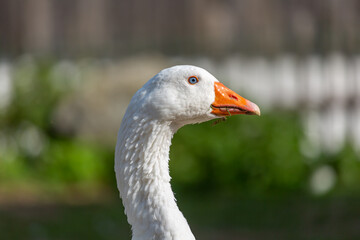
xmin=115 ymin=65 xmax=220 ymax=240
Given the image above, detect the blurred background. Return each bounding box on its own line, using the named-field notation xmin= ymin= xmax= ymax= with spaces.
xmin=1 ymin=0 xmax=360 ymax=239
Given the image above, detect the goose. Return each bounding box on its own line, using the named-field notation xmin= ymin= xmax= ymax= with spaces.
xmin=115 ymin=65 xmax=260 ymax=240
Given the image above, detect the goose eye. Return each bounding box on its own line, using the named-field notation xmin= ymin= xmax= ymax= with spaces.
xmin=188 ymin=76 xmax=199 ymax=85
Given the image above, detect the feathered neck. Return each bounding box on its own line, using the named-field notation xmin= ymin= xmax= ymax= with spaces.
xmin=115 ymin=114 xmax=195 ymax=240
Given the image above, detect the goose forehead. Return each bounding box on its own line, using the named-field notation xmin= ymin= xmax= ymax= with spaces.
xmin=161 ymin=65 xmax=219 ymax=82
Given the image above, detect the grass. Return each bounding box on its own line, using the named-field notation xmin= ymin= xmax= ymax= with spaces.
xmin=1 ymin=195 xmax=360 ymax=240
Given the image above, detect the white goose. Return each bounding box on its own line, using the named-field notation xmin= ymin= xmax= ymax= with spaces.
xmin=115 ymin=65 xmax=260 ymax=240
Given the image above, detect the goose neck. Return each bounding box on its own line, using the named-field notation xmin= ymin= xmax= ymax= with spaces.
xmin=115 ymin=118 xmax=195 ymax=240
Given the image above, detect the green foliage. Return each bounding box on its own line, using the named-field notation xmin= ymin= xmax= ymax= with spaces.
xmin=1 ymin=59 xmax=360 ymax=198
xmin=0 ymin=59 xmax=115 ymax=190
xmin=4 ymin=60 xmax=58 ymax=128
xmin=42 ymin=140 xmax=111 ymax=184
xmin=170 ymin=113 xmax=307 ymax=195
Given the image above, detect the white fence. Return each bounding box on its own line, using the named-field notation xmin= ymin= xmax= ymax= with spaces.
xmin=181 ymin=54 xmax=360 ymax=156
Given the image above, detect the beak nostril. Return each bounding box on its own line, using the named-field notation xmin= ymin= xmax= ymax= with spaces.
xmin=229 ymin=94 xmax=238 ymax=101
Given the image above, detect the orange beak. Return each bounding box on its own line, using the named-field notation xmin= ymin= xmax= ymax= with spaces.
xmin=211 ymin=82 xmax=260 ymax=117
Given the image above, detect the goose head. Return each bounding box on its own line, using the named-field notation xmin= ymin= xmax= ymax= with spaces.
xmin=130 ymin=65 xmax=260 ymax=128
xmin=116 ymin=65 xmax=261 ymax=240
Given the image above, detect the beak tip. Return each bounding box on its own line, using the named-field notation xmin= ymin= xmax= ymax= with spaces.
xmin=255 ymin=107 xmax=261 ymax=116
xmin=250 ymin=102 xmax=261 ymax=116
